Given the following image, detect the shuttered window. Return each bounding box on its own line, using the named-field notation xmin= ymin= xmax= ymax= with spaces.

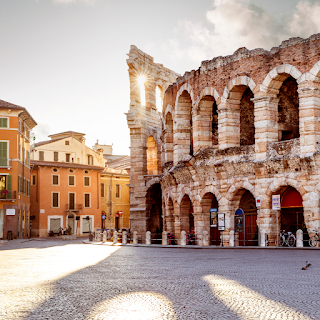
xmin=52 ymin=193 xmax=59 ymax=207
xmin=69 ymin=175 xmax=75 ymax=186
xmin=0 ymin=142 xmax=8 ymax=166
xmin=84 ymin=194 xmax=90 ymax=208
xmin=101 ymin=183 xmax=105 ymax=197
xmin=54 ymin=152 xmax=58 ymax=161
xmin=39 ymin=151 xmax=44 ymax=161
xmin=52 ymin=175 xmax=59 ymax=185
xmin=0 ymin=118 xmax=8 ymax=128
xmin=84 ymin=176 xmax=90 ymax=186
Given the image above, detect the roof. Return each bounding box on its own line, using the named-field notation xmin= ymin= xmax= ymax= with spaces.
xmin=0 ymin=99 xmax=37 ymax=129
xmin=101 ymin=167 xmax=129 ymax=175
xmin=48 ymin=131 xmax=85 ymax=140
xmin=31 ymin=160 xmax=104 ymax=171
xmin=34 ymin=137 xmax=64 ymax=147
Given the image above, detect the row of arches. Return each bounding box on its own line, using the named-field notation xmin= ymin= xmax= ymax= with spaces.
xmin=147 ymin=182 xmax=308 ymax=246
xmin=163 ymin=62 xmax=320 ymax=164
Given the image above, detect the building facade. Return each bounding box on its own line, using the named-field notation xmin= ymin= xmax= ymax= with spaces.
xmin=30 ymin=131 xmax=106 ymax=237
xmin=127 ymin=34 xmax=320 ymax=246
xmin=0 ymin=100 xmax=37 ymax=240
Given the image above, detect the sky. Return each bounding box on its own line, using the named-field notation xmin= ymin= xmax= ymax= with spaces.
xmin=1 ymin=0 xmax=320 ymax=155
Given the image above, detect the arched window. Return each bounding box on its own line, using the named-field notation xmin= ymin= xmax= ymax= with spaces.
xmin=156 ymin=86 xmax=162 ymax=112
xmin=165 ymin=112 xmax=173 ymax=163
xmin=138 ymin=76 xmax=146 ymax=106
xmin=147 ymin=136 xmax=158 ymax=175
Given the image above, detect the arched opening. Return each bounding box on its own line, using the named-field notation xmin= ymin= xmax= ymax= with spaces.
xmin=195 ymin=95 xmax=218 ymax=151
xmin=156 ymin=86 xmax=162 ymax=112
xmin=201 ymin=192 xmax=220 ymax=245
xmin=165 ymin=112 xmax=173 ymax=164
xmin=146 ymin=183 xmax=162 ymax=244
xmin=277 ymin=76 xmax=299 ymax=141
xmin=235 ymin=190 xmax=258 ymax=246
xmin=147 ymin=136 xmax=158 ymax=175
xmin=166 ymin=198 xmax=175 ymax=241
xmin=240 ymin=87 xmax=255 ymax=146
xmin=138 ymin=75 xmax=146 ymax=106
xmin=280 ymin=187 xmax=306 ymax=242
xmin=180 ymin=194 xmax=194 ymax=234
xmin=175 ymin=91 xmax=192 ymax=163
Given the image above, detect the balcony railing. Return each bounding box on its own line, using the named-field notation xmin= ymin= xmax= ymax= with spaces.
xmin=65 ymin=204 xmax=83 ymax=211
xmin=0 ymin=191 xmax=16 ymax=201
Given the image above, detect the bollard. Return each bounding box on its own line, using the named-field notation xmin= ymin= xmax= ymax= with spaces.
xmin=203 ymin=231 xmax=209 ymax=246
xmin=113 ymin=230 xmax=118 ymax=244
xmin=260 ymin=230 xmax=266 ymax=247
xmin=133 ymin=231 xmax=138 ymax=245
xmin=89 ymin=231 xmax=93 ymax=241
xmin=296 ymin=229 xmax=303 ymax=247
xmin=107 ymin=230 xmax=112 ymax=241
xmin=146 ymin=231 xmax=151 ymax=245
xmin=122 ymin=231 xmax=127 ymax=245
xmin=198 ymin=234 xmax=203 ymax=246
xmin=96 ymin=231 xmax=102 ymax=242
xmin=229 ymin=230 xmax=235 ymax=247
xmin=102 ymin=230 xmax=107 ymax=243
xmin=181 ymin=231 xmax=186 ymax=246
xmin=162 ymin=231 xmax=168 ymax=245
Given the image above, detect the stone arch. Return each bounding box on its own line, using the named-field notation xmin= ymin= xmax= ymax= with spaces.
xmin=308 ymin=60 xmax=320 ymax=80
xmin=146 ymin=176 xmax=161 ymax=190
xmin=179 ymin=194 xmax=194 ymax=234
xmin=195 ymin=87 xmax=220 ymax=110
xmin=223 ymin=76 xmax=257 ymax=100
xmin=174 ymin=89 xmax=193 ymax=164
xmin=175 ymin=83 xmax=195 ymax=108
xmin=262 ymin=64 xmax=302 ymax=91
xmin=164 ymin=104 xmax=174 ymax=119
xmin=226 ymin=181 xmax=255 ymax=206
xmin=164 ymin=110 xmax=174 ymax=164
xmin=146 ymin=183 xmax=163 ymax=236
xmin=199 ymin=185 xmax=222 ymax=203
xmin=177 ymin=187 xmax=193 ymax=205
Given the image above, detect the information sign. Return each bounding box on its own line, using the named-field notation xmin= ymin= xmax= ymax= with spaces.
xmin=256 ymin=196 xmax=261 ymax=208
xmin=210 ymin=208 xmax=218 ymax=227
xmin=272 ymin=195 xmax=281 ymax=210
xmin=217 ymin=213 xmax=225 ymax=231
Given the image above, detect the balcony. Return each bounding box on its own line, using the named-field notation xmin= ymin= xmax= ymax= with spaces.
xmin=0 ymin=190 xmax=16 ymax=201
xmin=65 ymin=204 xmax=83 ymax=211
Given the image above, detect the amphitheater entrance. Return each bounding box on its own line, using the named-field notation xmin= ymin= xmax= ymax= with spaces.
xmin=146 ymin=183 xmax=162 ymax=244
xmin=280 ymin=187 xmax=306 ymax=238
xmin=235 ymin=190 xmax=258 ymax=246
xmin=180 ymin=195 xmax=194 ymax=234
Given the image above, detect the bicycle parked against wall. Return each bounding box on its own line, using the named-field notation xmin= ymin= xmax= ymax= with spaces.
xmin=276 ymin=230 xmax=296 ymax=247
xmin=309 ymin=230 xmax=320 ymax=247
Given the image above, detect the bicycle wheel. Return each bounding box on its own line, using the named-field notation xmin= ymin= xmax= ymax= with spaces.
xmin=309 ymin=236 xmax=317 ymax=247
xmin=280 ymin=236 xmax=286 ymax=247
xmin=288 ymin=235 xmax=295 ymax=247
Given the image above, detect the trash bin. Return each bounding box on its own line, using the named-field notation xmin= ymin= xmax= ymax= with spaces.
xmin=7 ymin=231 xmax=13 ymax=240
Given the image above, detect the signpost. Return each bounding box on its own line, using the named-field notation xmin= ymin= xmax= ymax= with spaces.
xmin=235 ymin=208 xmax=244 ymax=246
xmin=217 ymin=213 xmax=225 ymax=246
xmin=256 ymin=196 xmax=261 ymax=246
xmin=272 ymin=195 xmax=281 ymax=246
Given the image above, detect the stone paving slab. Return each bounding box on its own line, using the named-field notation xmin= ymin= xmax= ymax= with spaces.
xmin=0 ymin=239 xmax=320 ymax=319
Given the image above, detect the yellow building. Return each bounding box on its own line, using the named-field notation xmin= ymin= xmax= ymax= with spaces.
xmin=100 ymin=167 xmax=130 ymax=231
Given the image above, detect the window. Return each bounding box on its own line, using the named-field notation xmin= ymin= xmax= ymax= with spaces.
xmin=101 ymin=183 xmax=105 ymax=197
xmin=87 ymin=155 xmax=93 ymax=165
xmin=0 ymin=118 xmax=8 ymax=128
xmin=23 ymin=178 xmax=26 ymax=194
xmin=32 ymin=175 xmax=36 ymax=186
xmin=69 ymin=193 xmax=75 ymax=210
xmin=66 ymin=153 xmax=70 ymax=162
xmin=52 ymin=175 xmax=59 ymax=185
xmin=22 ymin=147 xmax=25 ymax=164
xmin=18 ymin=120 xmax=21 ymax=132
xmin=116 ymin=184 xmax=120 ymax=198
xmin=18 ymin=143 xmax=21 ymax=161
xmin=52 ymin=193 xmax=59 ymax=207
xmin=65 ymin=141 xmax=69 ymax=145
xmin=69 ymin=176 xmax=75 ymax=186
xmin=54 ymin=152 xmax=58 ymax=161
xmin=18 ymin=176 xmax=22 ymax=193
xmin=84 ymin=193 xmax=90 ymax=208
xmin=84 ymin=176 xmax=90 ymax=186
xmin=53 ymin=168 xmax=58 ymax=172
xmin=69 ymin=169 xmax=74 ymax=173
xmin=27 ymin=150 xmax=30 ymax=166
xmin=0 ymin=142 xmax=8 ymax=166
xmin=0 ymin=175 xmax=12 ymax=199
xmin=39 ymin=151 xmax=44 ymax=161
xmin=27 ymin=181 xmax=30 ymax=196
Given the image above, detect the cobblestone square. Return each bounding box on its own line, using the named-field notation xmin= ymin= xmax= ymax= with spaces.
xmin=1 ymin=239 xmax=320 ymax=320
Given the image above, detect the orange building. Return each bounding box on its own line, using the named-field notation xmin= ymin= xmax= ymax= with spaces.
xmin=30 ymin=132 xmax=106 ymax=237
xmin=0 ymin=100 xmax=37 ymax=240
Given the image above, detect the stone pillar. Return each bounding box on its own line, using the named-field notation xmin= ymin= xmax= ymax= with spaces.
xmin=133 ymin=231 xmax=138 ymax=245
xmin=198 ymin=233 xmax=203 ymax=246
xmin=193 ymin=212 xmax=210 ymax=242
xmin=146 ymin=231 xmax=151 ymax=245
xmin=296 ymin=229 xmax=303 ymax=247
xmin=102 ymin=230 xmax=107 ymax=243
xmin=252 ymin=96 xmax=279 ymax=159
xmin=298 ymin=84 xmax=320 ymax=154
xmin=203 ymin=231 xmax=209 ymax=246
xmin=113 ymin=231 xmax=118 ymax=245
xmin=218 ymin=101 xmax=240 ymax=149
xmin=107 ymin=230 xmax=112 ymax=241
xmin=229 ymin=230 xmax=235 ymax=247
xmin=260 ymin=230 xmax=267 ymax=247
xmin=181 ymin=231 xmax=186 ymax=246
xmin=162 ymin=231 xmax=168 ymax=245
xmin=122 ymin=231 xmax=127 ymax=245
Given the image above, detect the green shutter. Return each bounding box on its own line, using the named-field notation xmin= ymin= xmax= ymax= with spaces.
xmin=7 ymin=175 xmax=12 ymax=191
xmin=0 ymin=142 xmax=7 ymax=166
xmin=0 ymin=118 xmax=7 ymax=128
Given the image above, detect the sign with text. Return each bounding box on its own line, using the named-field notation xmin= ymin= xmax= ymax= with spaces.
xmin=272 ymin=195 xmax=281 ymax=210
xmin=6 ymin=209 xmax=15 ymax=216
xmin=210 ymin=208 xmax=218 ymax=227
xmin=256 ymin=196 xmax=261 ymax=208
xmin=217 ymin=213 xmax=225 ymax=231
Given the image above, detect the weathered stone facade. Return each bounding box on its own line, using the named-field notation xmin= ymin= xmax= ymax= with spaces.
xmin=127 ymin=34 xmax=320 ymax=246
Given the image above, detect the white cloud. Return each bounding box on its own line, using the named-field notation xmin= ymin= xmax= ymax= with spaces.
xmin=53 ymin=0 xmax=96 ymax=4
xmin=166 ymin=0 xmax=320 ymax=65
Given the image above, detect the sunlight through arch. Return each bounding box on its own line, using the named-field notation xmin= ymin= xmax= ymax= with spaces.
xmin=138 ymin=75 xmax=146 ymax=106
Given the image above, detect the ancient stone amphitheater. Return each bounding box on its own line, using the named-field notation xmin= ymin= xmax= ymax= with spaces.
xmin=126 ymin=33 xmax=320 ymax=246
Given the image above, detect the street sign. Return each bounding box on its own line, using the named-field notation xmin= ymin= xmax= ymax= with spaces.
xmin=217 ymin=213 xmax=225 ymax=231
xmin=256 ymin=196 xmax=261 ymax=207
xmin=272 ymin=195 xmax=281 ymax=210
xmin=235 ymin=208 xmax=244 ymax=215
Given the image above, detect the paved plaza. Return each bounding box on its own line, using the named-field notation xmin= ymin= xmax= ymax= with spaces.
xmin=0 ymin=239 xmax=320 ymax=320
